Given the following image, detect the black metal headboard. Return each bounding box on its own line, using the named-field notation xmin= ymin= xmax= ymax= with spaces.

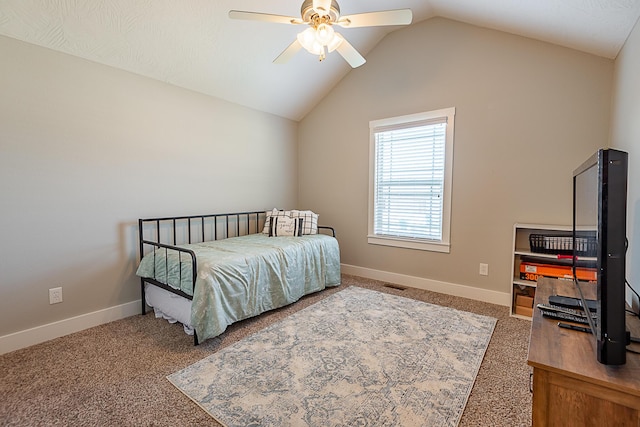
xmin=138 ymin=210 xmax=267 ymax=259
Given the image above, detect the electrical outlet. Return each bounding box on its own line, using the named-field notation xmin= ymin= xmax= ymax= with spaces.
xmin=49 ymin=287 xmax=63 ymax=304
xmin=479 ymin=263 xmax=489 ymax=276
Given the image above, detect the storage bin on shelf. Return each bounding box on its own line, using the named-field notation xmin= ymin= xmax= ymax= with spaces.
xmin=513 ymin=287 xmax=535 ymax=317
xmin=529 ymin=233 xmax=597 ymax=257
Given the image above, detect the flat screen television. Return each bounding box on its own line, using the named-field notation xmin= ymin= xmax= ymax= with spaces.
xmin=572 ymin=148 xmax=628 ymax=365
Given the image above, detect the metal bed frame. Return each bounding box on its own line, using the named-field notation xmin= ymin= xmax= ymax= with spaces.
xmin=138 ymin=210 xmax=335 ymax=345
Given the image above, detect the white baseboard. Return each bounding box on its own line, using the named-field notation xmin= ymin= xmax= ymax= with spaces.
xmin=341 ymin=264 xmax=510 ymax=307
xmin=2 ymin=267 xmax=509 ymax=355
xmin=0 ymin=300 xmax=141 ymax=355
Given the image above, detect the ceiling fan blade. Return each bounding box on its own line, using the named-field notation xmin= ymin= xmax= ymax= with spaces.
xmin=274 ymin=39 xmax=303 ymax=64
xmin=335 ymin=37 xmax=366 ymax=68
xmin=228 ymin=10 xmax=303 ymax=25
xmin=336 ymin=9 xmax=412 ymax=28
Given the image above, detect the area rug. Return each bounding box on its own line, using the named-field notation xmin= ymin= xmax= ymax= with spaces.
xmin=168 ymin=286 xmax=497 ymax=427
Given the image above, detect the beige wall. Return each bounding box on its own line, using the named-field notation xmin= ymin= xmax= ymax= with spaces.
xmin=611 ymin=18 xmax=640 ymax=300
xmin=299 ymin=18 xmax=614 ymax=297
xmin=1 ymin=16 xmax=626 ymax=348
xmin=0 ymin=35 xmax=298 ymax=338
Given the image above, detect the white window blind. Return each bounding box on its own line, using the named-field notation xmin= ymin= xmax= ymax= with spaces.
xmin=373 ymin=119 xmax=446 ymax=240
xmin=368 ymin=107 xmax=454 ymax=253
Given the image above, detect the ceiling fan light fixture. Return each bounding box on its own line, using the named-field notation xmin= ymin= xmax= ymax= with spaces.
xmin=297 ymin=28 xmax=324 ymax=56
xmin=315 ymin=23 xmax=335 ymax=45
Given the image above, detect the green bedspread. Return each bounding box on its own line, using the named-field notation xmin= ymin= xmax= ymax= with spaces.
xmin=136 ymin=233 xmax=341 ymax=342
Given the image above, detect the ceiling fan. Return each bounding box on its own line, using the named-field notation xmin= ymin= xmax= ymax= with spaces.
xmin=229 ymin=0 xmax=412 ymax=68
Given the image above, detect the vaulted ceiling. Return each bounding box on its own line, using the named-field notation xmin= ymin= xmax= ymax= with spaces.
xmin=1 ymin=0 xmax=639 ymax=121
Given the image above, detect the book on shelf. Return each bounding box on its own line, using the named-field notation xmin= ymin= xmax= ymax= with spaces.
xmin=519 ymin=257 xmax=596 ymax=282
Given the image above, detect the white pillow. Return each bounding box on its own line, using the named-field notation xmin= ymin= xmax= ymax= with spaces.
xmin=262 ymin=208 xmax=292 ymax=234
xmin=270 ymin=216 xmax=303 ymax=237
xmin=291 ymin=210 xmax=318 ymax=235
xmin=263 ymin=208 xmax=319 ymax=235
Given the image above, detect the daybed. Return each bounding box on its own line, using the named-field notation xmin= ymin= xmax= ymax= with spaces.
xmin=136 ymin=210 xmax=341 ymax=344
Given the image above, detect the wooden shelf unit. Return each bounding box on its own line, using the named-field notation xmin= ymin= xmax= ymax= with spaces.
xmin=510 ymin=223 xmax=574 ymax=319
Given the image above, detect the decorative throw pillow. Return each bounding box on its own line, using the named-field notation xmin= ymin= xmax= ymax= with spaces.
xmin=269 ymin=216 xmax=303 ymax=237
xmin=291 ymin=210 xmax=319 ymax=235
xmin=262 ymin=208 xmax=292 ymax=234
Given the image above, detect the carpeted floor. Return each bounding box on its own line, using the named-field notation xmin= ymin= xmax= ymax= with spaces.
xmin=0 ymin=275 xmax=532 ymax=426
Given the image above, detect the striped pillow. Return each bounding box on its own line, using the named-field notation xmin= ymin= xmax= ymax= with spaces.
xmin=262 ymin=208 xmax=319 ymax=235
xmin=269 ymin=216 xmax=303 ymax=237
xmin=262 ymin=208 xmax=292 ymax=234
xmin=292 ymin=210 xmax=318 ymax=235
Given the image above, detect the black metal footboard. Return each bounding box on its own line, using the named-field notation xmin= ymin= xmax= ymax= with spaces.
xmin=137 ymin=241 xmax=197 ymax=304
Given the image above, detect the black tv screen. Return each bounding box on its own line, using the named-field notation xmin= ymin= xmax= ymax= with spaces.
xmin=572 ymin=148 xmax=628 ymax=365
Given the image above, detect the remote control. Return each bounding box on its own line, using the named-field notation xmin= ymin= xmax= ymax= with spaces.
xmin=548 ymin=295 xmax=597 ymax=312
xmin=536 ymin=303 xmax=596 ymax=325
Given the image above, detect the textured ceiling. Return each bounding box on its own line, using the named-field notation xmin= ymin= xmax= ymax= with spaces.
xmin=0 ymin=0 xmax=639 ymax=121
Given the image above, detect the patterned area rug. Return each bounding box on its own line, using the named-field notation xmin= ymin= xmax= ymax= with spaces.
xmin=168 ymin=286 xmax=497 ymax=427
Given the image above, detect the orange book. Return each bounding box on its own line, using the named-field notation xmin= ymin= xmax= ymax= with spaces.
xmin=520 ymin=262 xmax=596 ymax=282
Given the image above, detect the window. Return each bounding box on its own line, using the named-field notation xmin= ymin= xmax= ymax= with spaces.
xmin=368 ymin=107 xmax=455 ymax=253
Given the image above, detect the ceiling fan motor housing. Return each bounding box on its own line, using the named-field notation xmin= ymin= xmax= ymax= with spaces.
xmin=301 ymin=0 xmax=340 ymax=22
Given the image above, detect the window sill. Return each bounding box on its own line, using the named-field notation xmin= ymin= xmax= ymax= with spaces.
xmin=367 ymin=235 xmax=450 ymax=253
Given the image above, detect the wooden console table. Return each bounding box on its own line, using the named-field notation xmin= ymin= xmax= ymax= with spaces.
xmin=528 ymin=277 xmax=640 ymax=426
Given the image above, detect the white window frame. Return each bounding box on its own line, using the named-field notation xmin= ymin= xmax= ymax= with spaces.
xmin=368 ymin=107 xmax=455 ymax=253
